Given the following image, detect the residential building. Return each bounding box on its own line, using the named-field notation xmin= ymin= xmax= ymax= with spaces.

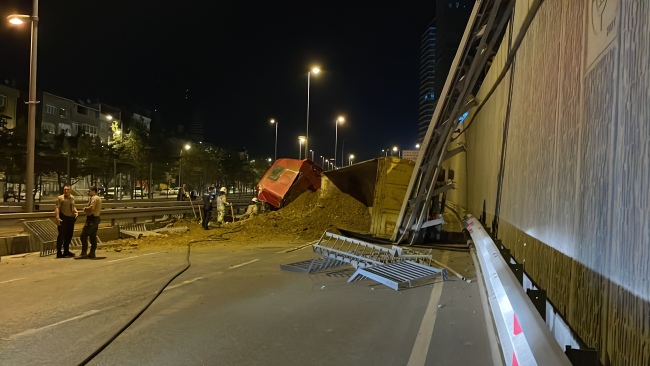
xmin=0 ymin=84 xmax=20 ymax=131
xmin=38 ymin=92 xmax=115 ymax=144
xmin=418 ymin=19 xmax=436 ymax=142
xmin=121 ymin=106 xmax=152 ymax=135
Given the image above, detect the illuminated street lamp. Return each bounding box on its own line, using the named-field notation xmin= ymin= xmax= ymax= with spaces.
xmin=7 ymin=5 xmax=39 ymax=212
xmin=309 ymin=149 xmax=315 ymax=161
xmin=179 ymin=143 xmax=191 ymax=186
xmin=416 ymin=143 xmax=420 ymax=149
xmin=335 ymin=116 xmax=344 ymax=168
xmin=298 ymin=136 xmax=306 ymax=159
xmin=270 ymin=119 xmax=278 ymax=161
xmin=349 ymin=154 xmax=354 ymax=166
xmin=305 ymin=67 xmax=320 ymax=157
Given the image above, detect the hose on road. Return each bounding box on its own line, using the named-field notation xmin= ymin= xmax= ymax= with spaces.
xmin=77 ymin=244 xmax=192 ymax=366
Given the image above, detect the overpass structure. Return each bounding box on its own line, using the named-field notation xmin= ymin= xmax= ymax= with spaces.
xmin=395 ymin=0 xmax=650 ymax=365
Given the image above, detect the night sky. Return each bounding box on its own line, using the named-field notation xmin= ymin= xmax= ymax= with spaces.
xmin=0 ymin=1 xmax=436 ymax=164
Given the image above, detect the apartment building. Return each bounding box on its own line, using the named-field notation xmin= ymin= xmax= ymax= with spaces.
xmin=0 ymin=84 xmax=20 ymax=131
xmin=38 ymin=92 xmax=115 ymax=143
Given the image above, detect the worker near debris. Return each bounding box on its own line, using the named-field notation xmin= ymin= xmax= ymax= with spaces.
xmin=54 ymin=185 xmax=78 ymax=258
xmin=177 ymin=183 xmax=189 ymax=201
xmin=214 ymin=187 xmax=230 ymax=225
xmin=240 ymin=197 xmax=259 ymax=221
xmin=202 ymin=186 xmax=213 ymax=230
xmin=78 ymin=185 xmax=102 ymax=259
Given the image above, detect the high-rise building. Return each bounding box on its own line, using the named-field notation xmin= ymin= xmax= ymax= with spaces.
xmin=418 ymin=19 xmax=436 ymax=142
xmin=418 ymin=1 xmax=474 ymax=142
xmin=435 ymin=1 xmax=474 ymax=99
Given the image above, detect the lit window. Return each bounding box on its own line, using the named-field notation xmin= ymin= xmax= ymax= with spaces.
xmin=58 ymin=123 xmax=71 ymax=136
xmin=46 ymin=104 xmax=57 ymax=114
xmin=41 ymin=122 xmax=56 ymax=134
xmin=82 ymin=124 xmax=97 ymax=137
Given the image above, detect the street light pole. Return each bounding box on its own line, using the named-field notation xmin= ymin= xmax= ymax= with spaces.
xmin=7 ymin=2 xmax=39 ymax=212
xmin=305 ymin=67 xmax=320 ymax=158
xmin=334 ymin=117 xmax=344 ymax=169
xmin=298 ymin=137 xmax=305 ymax=159
xmin=270 ymin=119 xmax=277 ymax=161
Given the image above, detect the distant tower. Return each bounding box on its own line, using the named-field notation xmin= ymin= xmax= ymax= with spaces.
xmin=418 ymin=19 xmax=436 ymax=143
xmin=187 ymin=108 xmax=205 ymax=142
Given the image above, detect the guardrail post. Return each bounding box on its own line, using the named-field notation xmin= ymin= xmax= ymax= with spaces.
xmin=509 ymin=262 xmax=524 ymax=285
xmin=565 ymin=346 xmax=598 ymax=366
xmin=526 ymin=289 xmax=546 ymax=321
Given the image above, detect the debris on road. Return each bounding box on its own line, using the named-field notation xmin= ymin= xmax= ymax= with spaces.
xmin=281 ymin=231 xmax=449 ymax=291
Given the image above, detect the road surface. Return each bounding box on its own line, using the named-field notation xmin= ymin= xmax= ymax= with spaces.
xmin=0 ymin=238 xmax=497 ymax=365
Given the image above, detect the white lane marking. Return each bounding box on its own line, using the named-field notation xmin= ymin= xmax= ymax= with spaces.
xmin=159 ymin=271 xmax=225 ymax=294
xmin=106 ymin=252 xmax=159 ymax=263
xmin=164 ymin=277 xmax=205 ymax=291
xmin=229 ymin=259 xmax=259 ymax=269
xmin=472 ymin=249 xmax=504 ymax=366
xmin=277 ymin=242 xmax=316 ymax=253
xmin=0 ymin=278 xmax=26 ymax=285
xmin=407 ymin=251 xmax=449 ymax=366
xmin=2 ymin=309 xmax=102 ymax=341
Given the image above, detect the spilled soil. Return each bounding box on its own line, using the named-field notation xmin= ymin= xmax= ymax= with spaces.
xmin=108 ymin=188 xmax=371 ymax=249
xmin=227 ymin=188 xmax=371 ymax=242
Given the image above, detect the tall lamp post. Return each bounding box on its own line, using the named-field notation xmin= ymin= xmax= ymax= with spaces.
xmin=309 ymin=149 xmax=314 ymax=161
xmin=298 ymin=136 xmax=306 ymax=159
xmin=334 ymin=116 xmax=344 ymax=169
xmin=179 ymin=144 xmax=191 ymax=187
xmin=306 ymin=67 xmax=320 ymax=158
xmin=8 ymin=4 xmax=39 ymax=212
xmin=349 ymin=154 xmax=354 ymax=166
xmin=392 ymin=146 xmax=399 ymax=158
xmin=270 ymin=119 xmax=278 ymax=161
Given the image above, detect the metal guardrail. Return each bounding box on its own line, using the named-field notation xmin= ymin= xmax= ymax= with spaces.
xmin=0 ymin=205 xmax=197 ymax=227
xmin=464 ymin=214 xmax=572 ymax=366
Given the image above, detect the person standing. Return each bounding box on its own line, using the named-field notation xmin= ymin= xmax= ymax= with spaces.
xmin=214 ymin=187 xmax=230 ymax=225
xmin=54 ymin=185 xmax=78 ymax=258
xmin=177 ymin=183 xmax=189 ymax=201
xmin=202 ymin=186 xmax=213 ymax=230
xmin=78 ymin=186 xmax=102 ymax=259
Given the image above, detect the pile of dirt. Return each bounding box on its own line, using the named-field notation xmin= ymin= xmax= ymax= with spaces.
xmin=227 ymin=188 xmax=371 ymax=242
xmin=105 ymin=187 xmax=371 ymax=248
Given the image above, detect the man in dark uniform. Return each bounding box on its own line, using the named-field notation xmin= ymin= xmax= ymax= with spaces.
xmin=77 ymin=186 xmax=102 ymax=259
xmin=54 ymin=185 xmax=78 ymax=258
xmin=202 ymin=186 xmax=213 ymax=230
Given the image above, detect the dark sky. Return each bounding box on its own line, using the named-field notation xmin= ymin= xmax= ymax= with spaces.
xmin=0 ymin=0 xmax=436 ymax=164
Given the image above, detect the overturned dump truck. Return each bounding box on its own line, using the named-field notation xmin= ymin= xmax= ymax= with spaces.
xmin=323 ymin=157 xmax=414 ymax=239
xmin=256 ymin=159 xmax=324 ymax=208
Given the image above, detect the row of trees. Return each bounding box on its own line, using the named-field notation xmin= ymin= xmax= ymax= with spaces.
xmin=0 ymin=121 xmax=271 ymax=198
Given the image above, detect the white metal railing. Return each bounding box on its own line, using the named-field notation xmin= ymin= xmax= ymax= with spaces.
xmin=465 ymin=214 xmax=572 ymax=366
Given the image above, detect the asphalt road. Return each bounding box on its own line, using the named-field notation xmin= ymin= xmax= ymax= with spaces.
xmin=0 ymin=240 xmax=497 ymax=366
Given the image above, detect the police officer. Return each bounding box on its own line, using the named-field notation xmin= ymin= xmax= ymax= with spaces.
xmin=54 ymin=185 xmax=78 ymax=258
xmin=202 ymin=186 xmax=213 ymax=230
xmin=77 ymin=186 xmax=102 ymax=259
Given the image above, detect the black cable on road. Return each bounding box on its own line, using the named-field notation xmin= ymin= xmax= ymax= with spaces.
xmin=77 ymin=244 xmax=192 ymax=366
xmin=452 ymin=0 xmax=545 ymax=141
